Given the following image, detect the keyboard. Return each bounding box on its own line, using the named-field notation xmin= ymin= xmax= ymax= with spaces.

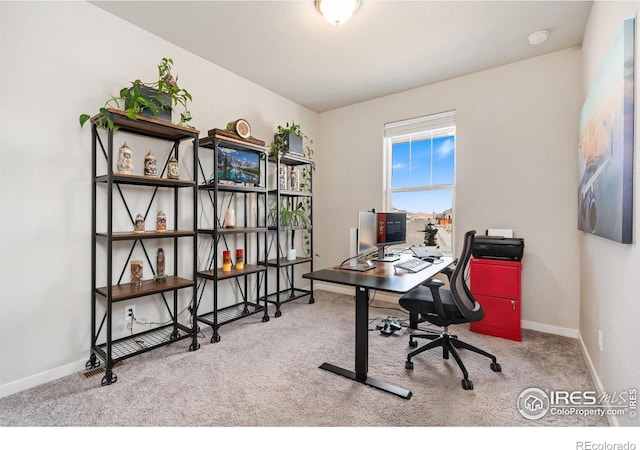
xmin=394 ymin=257 xmax=432 ymax=273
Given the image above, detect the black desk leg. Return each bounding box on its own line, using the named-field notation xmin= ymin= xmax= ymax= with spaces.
xmin=355 ymin=286 xmax=369 ymax=380
xmin=318 ymin=286 xmax=412 ymax=399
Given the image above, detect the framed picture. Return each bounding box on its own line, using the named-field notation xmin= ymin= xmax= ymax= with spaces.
xmin=577 ymin=18 xmax=635 ymax=244
xmin=217 ymin=146 xmax=262 ymax=186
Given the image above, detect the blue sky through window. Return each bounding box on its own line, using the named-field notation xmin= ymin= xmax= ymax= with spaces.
xmin=391 ymin=135 xmax=455 ymax=213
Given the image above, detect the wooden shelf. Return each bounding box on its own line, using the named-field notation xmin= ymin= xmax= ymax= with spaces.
xmin=93 ymin=108 xmax=199 ymax=141
xmin=264 ymin=256 xmax=312 ymax=267
xmin=271 ymin=153 xmax=314 ymax=167
xmin=97 ymin=230 xmax=194 ymax=240
xmin=95 ymin=276 xmax=194 ymax=302
xmin=199 ymin=182 xmax=266 ymax=193
xmin=200 ymin=132 xmax=268 ymax=153
xmin=197 ymin=264 xmax=266 ymax=281
xmin=198 ymin=227 xmax=267 ymax=235
xmin=96 ymin=173 xmax=195 ymax=188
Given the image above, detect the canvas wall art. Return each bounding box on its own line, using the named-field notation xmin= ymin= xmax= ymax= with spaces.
xmin=578 ymin=18 xmax=635 ymax=244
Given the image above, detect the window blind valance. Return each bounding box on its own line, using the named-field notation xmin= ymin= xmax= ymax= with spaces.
xmin=384 ymin=110 xmax=456 ymax=140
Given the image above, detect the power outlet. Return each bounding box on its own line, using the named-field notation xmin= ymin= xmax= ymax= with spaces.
xmin=598 ymin=329 xmax=603 ymax=352
xmin=125 ymin=305 xmax=136 ymax=322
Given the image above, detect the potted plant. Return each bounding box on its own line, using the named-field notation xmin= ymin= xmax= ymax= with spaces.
xmin=269 ymin=122 xmax=313 ymax=159
xmin=268 ymin=199 xmax=311 ymax=260
xmin=79 ymin=57 xmax=193 ymax=131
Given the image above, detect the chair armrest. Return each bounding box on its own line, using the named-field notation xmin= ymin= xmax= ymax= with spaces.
xmin=424 ymin=278 xmax=448 ymax=319
xmin=440 ymin=267 xmax=454 ymax=281
xmin=423 ymin=278 xmax=445 ymax=288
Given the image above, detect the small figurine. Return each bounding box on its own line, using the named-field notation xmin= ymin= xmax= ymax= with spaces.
xmin=134 ymin=214 xmax=145 ymax=233
xmin=155 ymin=248 xmax=167 ymax=282
xmin=167 ymin=156 xmax=179 ymax=179
xmin=156 ymin=210 xmax=167 ymax=233
xmin=131 ymin=260 xmax=143 ymax=288
xmin=144 ymin=151 xmax=157 ymax=176
xmin=117 ymin=142 xmax=134 ymax=174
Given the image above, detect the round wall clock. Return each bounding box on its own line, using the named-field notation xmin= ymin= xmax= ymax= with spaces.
xmin=231 ymin=119 xmax=251 ymax=139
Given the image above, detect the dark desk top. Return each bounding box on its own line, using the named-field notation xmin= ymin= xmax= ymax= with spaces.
xmin=303 ymin=256 xmax=455 ymax=294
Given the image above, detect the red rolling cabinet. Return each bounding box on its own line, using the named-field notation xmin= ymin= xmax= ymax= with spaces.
xmin=469 ymin=258 xmax=521 ymax=341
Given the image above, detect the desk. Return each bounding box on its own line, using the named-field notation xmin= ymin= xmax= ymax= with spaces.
xmin=303 ymin=256 xmax=454 ymax=399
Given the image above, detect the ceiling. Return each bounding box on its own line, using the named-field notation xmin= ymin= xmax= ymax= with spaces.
xmin=94 ymin=0 xmax=593 ymax=113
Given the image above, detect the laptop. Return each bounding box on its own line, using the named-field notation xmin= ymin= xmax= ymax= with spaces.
xmin=410 ymin=246 xmax=443 ymax=259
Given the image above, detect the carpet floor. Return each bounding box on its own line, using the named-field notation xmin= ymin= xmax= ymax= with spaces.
xmin=0 ymin=289 xmax=607 ymax=427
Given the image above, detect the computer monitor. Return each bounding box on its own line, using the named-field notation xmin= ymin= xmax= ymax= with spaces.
xmin=375 ymin=212 xmax=407 ymax=262
xmin=357 ymin=211 xmax=378 ymax=256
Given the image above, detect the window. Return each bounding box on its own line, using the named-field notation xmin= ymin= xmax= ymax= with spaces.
xmin=384 ymin=111 xmax=456 ymax=255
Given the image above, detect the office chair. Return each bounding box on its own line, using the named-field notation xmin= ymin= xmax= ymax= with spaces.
xmin=398 ymin=230 xmax=501 ymax=390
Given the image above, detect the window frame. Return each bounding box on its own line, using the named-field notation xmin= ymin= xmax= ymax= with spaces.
xmin=383 ymin=111 xmax=456 ymax=255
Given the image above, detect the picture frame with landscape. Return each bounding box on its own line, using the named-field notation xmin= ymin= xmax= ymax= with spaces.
xmin=217 ymin=146 xmax=262 ymax=186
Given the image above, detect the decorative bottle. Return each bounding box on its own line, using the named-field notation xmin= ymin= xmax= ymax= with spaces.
xmin=290 ymin=168 xmax=299 ymax=191
xmin=155 ymin=248 xmax=166 ymax=281
xmin=279 ymin=166 xmax=287 ymax=190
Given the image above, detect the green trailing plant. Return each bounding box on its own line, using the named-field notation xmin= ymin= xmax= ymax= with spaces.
xmin=268 ymin=199 xmax=312 ymax=255
xmin=79 ymin=57 xmax=193 ymax=131
xmin=269 ymin=122 xmax=314 ymax=159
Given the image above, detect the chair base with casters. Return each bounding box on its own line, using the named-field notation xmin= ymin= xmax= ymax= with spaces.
xmin=404 ymin=325 xmax=501 ymax=390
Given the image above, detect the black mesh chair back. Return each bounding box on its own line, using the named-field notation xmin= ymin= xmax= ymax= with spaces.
xmin=450 ymin=230 xmax=484 ymax=322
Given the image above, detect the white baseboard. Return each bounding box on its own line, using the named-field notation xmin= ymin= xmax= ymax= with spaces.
xmin=520 ymin=320 xmax=578 ymax=338
xmin=0 ymin=358 xmax=87 ymax=399
xmin=316 ymin=284 xmax=581 ymax=337
xmin=577 ymin=331 xmax=617 ymax=427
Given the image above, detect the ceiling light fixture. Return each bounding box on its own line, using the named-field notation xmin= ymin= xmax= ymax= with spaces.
xmin=528 ymin=30 xmax=549 ymax=46
xmin=315 ymin=0 xmax=361 ymax=26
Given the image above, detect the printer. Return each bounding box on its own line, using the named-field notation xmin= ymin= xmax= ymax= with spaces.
xmin=472 ymin=235 xmax=524 ymax=261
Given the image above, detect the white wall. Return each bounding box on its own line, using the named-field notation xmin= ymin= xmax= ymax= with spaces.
xmin=316 ymin=48 xmax=583 ymax=333
xmin=0 ymin=1 xmax=317 ymax=393
xmin=580 ymin=1 xmax=640 ymax=427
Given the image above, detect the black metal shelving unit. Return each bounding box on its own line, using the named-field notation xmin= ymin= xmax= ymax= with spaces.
xmin=88 ymin=109 xmax=200 ymax=386
xmin=195 ymin=131 xmax=270 ymax=343
xmin=262 ymin=152 xmax=314 ymax=317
